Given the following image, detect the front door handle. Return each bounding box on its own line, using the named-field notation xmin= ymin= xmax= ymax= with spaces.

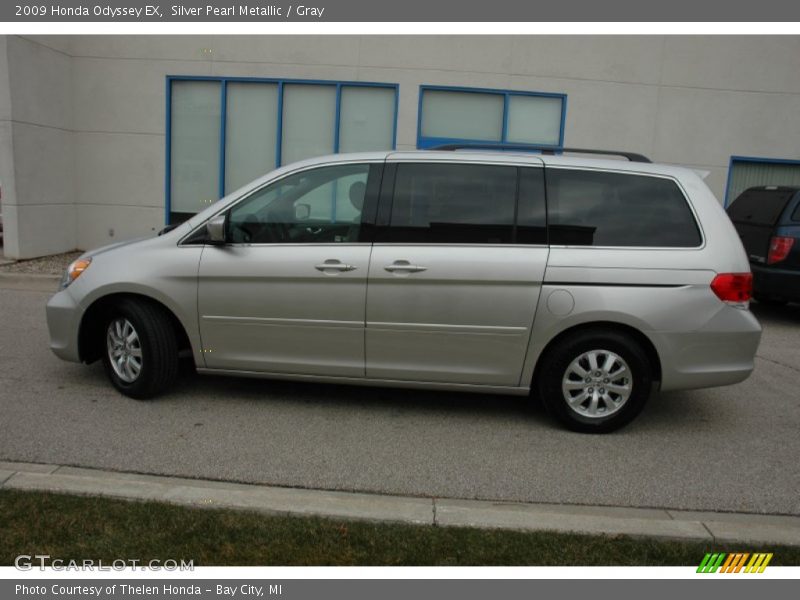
xmin=315 ymin=259 xmax=357 ymax=272
xmin=384 ymin=260 xmax=428 ymax=273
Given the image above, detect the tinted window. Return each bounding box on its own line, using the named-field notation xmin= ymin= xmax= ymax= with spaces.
xmin=227 ymin=164 xmax=371 ymax=244
xmin=728 ymin=188 xmax=795 ymax=226
xmin=382 ymin=163 xmax=517 ymax=244
xmin=792 ymin=193 xmax=800 ymax=222
xmin=517 ymin=167 xmax=547 ymax=244
xmin=546 ymin=170 xmax=702 ymax=247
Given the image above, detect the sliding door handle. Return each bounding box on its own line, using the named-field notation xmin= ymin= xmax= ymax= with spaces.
xmin=384 ymin=260 xmax=428 ymax=273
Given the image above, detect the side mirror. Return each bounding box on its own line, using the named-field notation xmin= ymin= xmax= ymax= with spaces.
xmin=206 ymin=214 xmax=227 ymax=244
xmin=295 ymin=203 xmax=311 ymax=221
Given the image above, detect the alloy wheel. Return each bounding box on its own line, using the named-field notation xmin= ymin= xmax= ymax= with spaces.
xmin=561 ymin=349 xmax=632 ymax=419
xmin=106 ymin=317 xmax=143 ymax=383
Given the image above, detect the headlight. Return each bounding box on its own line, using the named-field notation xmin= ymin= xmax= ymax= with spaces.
xmin=61 ymin=257 xmax=92 ymax=289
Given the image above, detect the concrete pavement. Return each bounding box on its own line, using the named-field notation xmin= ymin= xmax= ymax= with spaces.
xmin=0 ymin=272 xmax=59 ymax=291
xmin=1 ymin=276 xmax=799 ymax=520
xmin=4 ymin=460 xmax=800 ymax=546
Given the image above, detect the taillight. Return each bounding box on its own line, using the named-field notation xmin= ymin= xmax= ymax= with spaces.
xmin=710 ymin=273 xmax=752 ymax=308
xmin=767 ymin=236 xmax=795 ymax=265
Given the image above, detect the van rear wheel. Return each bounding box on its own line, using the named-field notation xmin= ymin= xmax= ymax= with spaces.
xmin=538 ymin=329 xmax=653 ymax=433
xmin=101 ymin=298 xmax=178 ymax=399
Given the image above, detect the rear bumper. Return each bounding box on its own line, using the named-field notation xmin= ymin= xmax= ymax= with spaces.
xmin=752 ymin=263 xmax=800 ymax=301
xmin=654 ymin=306 xmax=762 ymax=392
xmin=46 ymin=289 xmax=83 ymax=363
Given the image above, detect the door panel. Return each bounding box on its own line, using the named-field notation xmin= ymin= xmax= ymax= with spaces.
xmin=365 ymin=161 xmax=547 ymax=386
xmin=198 ymin=244 xmax=370 ymax=376
xmin=196 ymin=161 xmax=381 ymax=377
xmin=366 ymin=246 xmax=547 ymax=385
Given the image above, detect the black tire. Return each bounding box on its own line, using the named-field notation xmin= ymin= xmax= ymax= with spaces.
xmin=101 ymin=298 xmax=179 ymax=400
xmin=537 ymin=329 xmax=653 ymax=433
xmin=754 ymin=294 xmax=788 ymax=307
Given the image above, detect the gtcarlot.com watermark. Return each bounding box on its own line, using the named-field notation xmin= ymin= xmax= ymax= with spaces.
xmin=14 ymin=554 xmax=194 ymax=571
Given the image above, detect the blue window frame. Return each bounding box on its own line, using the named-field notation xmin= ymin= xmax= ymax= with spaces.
xmin=416 ymin=85 xmax=567 ymax=151
xmin=166 ymin=76 xmax=399 ymax=223
xmin=725 ymin=155 xmax=800 ymax=207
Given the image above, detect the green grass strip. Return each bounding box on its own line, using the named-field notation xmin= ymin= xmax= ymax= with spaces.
xmin=2 ymin=489 xmax=799 ymax=566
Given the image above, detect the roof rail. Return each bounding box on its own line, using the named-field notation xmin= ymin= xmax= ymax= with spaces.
xmin=430 ymin=143 xmax=652 ymax=163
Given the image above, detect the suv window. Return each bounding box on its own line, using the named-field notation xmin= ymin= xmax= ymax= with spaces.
xmin=226 ymin=164 xmax=372 ymax=244
xmin=381 ymin=163 xmax=517 ymax=244
xmin=728 ymin=188 xmax=795 ymax=226
xmin=546 ymin=169 xmax=702 ymax=247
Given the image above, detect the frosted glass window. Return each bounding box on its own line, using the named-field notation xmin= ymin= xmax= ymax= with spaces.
xmin=506 ymin=95 xmax=563 ymax=146
xmin=420 ymin=90 xmax=503 ymax=141
xmin=338 ymin=87 xmax=395 ymax=153
xmin=225 ymin=83 xmax=279 ymax=194
xmin=168 ymin=78 xmax=396 ymax=221
xmin=170 ymin=81 xmax=220 ymax=214
xmin=281 ymin=85 xmax=336 ymax=165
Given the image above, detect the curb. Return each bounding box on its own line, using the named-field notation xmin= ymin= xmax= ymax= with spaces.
xmin=2 ymin=461 xmax=800 ymax=546
xmin=0 ymin=272 xmax=60 ymax=292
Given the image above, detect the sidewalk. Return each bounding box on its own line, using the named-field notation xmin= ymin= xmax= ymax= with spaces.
xmin=0 ymin=272 xmax=59 ymax=291
xmin=2 ymin=460 xmax=800 ymax=547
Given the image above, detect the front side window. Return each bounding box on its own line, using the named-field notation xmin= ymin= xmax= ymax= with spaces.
xmin=546 ymin=169 xmax=702 ymax=248
xmin=381 ymin=163 xmax=518 ymax=244
xmin=226 ymin=164 xmax=372 ymax=244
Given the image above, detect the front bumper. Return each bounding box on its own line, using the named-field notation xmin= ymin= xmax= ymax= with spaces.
xmin=46 ymin=289 xmax=83 ymax=363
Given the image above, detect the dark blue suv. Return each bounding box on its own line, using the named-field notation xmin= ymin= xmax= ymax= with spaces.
xmin=727 ymin=186 xmax=800 ymax=305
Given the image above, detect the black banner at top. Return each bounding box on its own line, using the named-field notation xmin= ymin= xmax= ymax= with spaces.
xmin=3 ymin=0 xmax=800 ymax=22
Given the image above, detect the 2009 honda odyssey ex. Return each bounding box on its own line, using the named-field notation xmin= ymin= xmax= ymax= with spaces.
xmin=46 ymin=147 xmax=761 ymax=432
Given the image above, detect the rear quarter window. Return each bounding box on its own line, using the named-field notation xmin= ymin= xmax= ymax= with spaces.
xmin=546 ymin=169 xmax=702 ymax=248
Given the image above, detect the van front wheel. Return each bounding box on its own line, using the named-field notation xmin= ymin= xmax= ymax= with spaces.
xmin=538 ymin=330 xmax=653 ymax=433
xmin=101 ymin=298 xmax=178 ymax=399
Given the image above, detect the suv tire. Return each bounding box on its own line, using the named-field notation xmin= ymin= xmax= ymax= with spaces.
xmin=101 ymin=298 xmax=178 ymax=399
xmin=538 ymin=329 xmax=653 ymax=433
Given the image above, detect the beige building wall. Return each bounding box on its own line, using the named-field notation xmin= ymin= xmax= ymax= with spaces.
xmin=1 ymin=35 xmax=75 ymax=258
xmin=2 ymin=35 xmax=799 ymax=258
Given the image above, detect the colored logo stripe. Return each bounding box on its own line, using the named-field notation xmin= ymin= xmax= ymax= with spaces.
xmin=745 ymin=553 xmax=773 ymax=573
xmin=720 ymin=553 xmax=749 ymax=573
xmin=697 ymin=552 xmax=773 ymax=573
xmin=697 ymin=553 xmax=726 ymax=573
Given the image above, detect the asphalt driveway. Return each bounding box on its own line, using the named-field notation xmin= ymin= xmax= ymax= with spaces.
xmin=1 ymin=278 xmax=798 ymax=515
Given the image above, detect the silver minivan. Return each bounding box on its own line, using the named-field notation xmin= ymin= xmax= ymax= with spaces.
xmin=46 ymin=148 xmax=762 ymax=432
